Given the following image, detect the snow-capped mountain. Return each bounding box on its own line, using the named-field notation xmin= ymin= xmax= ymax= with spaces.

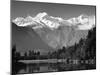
xmin=12 ymin=12 xmax=95 ymax=49
xmin=12 ymin=12 xmax=95 ymax=30
xmin=13 ymin=12 xmax=64 ymax=30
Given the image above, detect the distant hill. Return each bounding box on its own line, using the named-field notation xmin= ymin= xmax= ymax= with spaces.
xmin=11 ymin=22 xmax=54 ymax=53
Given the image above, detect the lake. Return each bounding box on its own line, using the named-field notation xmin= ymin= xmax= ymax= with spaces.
xmin=12 ymin=59 xmax=96 ymax=74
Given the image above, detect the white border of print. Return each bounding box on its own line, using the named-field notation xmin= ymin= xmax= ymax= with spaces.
xmin=0 ymin=0 xmax=100 ymax=75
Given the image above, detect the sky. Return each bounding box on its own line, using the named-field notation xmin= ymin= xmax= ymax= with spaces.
xmin=11 ymin=1 xmax=96 ymax=20
xmin=11 ymin=0 xmax=96 ymax=54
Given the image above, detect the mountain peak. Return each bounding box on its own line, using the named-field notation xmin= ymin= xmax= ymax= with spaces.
xmin=35 ymin=12 xmax=48 ymax=19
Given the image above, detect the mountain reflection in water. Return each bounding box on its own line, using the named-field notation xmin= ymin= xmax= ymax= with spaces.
xmin=14 ymin=59 xmax=95 ymax=74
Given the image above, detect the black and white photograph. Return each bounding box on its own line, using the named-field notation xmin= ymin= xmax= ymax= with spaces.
xmin=11 ymin=0 xmax=96 ymax=75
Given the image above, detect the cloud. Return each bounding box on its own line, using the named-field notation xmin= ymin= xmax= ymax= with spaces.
xmin=65 ymin=14 xmax=95 ymax=30
xmin=73 ymin=15 xmax=95 ymax=30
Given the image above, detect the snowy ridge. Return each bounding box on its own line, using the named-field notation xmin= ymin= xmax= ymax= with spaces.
xmin=12 ymin=12 xmax=95 ymax=30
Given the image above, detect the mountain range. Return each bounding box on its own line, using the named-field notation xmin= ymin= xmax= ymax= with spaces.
xmin=12 ymin=12 xmax=95 ymax=52
xmin=13 ymin=12 xmax=95 ymax=30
